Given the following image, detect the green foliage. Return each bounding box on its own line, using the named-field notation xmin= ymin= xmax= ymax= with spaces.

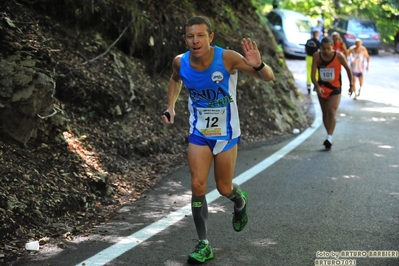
xmin=255 ymin=0 xmax=399 ymax=43
xmin=387 ymin=0 xmax=399 ymax=8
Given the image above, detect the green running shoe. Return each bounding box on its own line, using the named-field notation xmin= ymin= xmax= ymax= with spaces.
xmin=187 ymin=240 xmax=214 ymax=263
xmin=232 ymin=190 xmax=248 ymax=232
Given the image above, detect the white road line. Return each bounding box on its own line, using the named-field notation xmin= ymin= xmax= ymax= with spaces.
xmin=76 ymin=95 xmax=322 ymax=266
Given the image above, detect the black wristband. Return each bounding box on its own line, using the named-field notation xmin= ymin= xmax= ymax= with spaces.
xmin=253 ymin=62 xmax=265 ymax=71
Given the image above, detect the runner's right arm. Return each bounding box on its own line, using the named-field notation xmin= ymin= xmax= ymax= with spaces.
xmin=162 ymin=55 xmax=182 ymax=124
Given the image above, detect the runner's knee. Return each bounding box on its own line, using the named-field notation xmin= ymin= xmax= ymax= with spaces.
xmin=191 ymin=177 xmax=207 ymax=195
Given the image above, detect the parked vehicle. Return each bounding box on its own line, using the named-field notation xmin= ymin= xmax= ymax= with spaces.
xmin=265 ymin=9 xmax=313 ymax=58
xmin=395 ymin=29 xmax=399 ymax=54
xmin=328 ymin=16 xmax=380 ymax=55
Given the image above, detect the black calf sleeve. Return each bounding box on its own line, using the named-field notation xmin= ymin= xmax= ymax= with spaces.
xmin=191 ymin=194 xmax=208 ymax=240
xmin=226 ymin=183 xmax=245 ymax=209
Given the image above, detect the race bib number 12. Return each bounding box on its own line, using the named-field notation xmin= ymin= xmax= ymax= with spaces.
xmin=196 ymin=107 xmax=227 ymax=137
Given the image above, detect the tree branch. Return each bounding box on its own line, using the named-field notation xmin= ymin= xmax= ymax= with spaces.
xmin=81 ymin=21 xmax=133 ymax=65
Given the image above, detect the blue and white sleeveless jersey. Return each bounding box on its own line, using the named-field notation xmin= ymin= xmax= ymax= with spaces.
xmin=179 ymin=46 xmax=240 ymax=140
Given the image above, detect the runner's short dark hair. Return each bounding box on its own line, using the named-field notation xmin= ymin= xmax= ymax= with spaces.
xmin=185 ymin=16 xmax=213 ymax=34
xmin=321 ymin=36 xmax=333 ymax=45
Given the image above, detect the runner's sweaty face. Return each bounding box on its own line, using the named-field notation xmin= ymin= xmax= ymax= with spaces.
xmin=183 ymin=24 xmax=214 ymax=58
xmin=320 ymin=42 xmax=334 ymax=57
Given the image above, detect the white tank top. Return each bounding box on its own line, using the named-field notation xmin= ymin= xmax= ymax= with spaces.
xmin=350 ymin=48 xmax=365 ymax=73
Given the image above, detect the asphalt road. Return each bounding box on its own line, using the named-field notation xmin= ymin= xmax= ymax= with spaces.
xmin=13 ymin=53 xmax=399 ymax=266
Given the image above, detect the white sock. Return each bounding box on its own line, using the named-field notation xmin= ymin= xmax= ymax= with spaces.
xmin=235 ymin=199 xmax=246 ymax=212
xmin=327 ymin=135 xmax=333 ymax=142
